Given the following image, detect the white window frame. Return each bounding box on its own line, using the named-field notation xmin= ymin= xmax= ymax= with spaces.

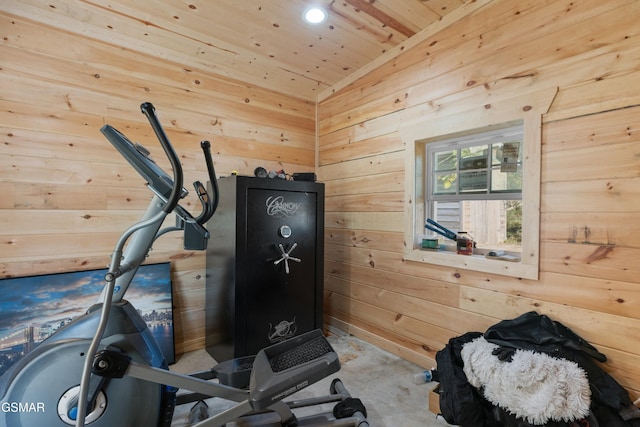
xmin=425 ymin=123 xmax=524 ymax=254
xmin=401 ymin=87 xmax=557 ymax=280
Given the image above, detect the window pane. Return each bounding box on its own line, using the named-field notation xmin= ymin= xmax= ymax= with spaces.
xmin=491 ymin=167 xmax=522 ymax=192
xmin=492 ymin=141 xmax=521 ymax=169
xmin=460 ymin=145 xmax=488 ymax=170
xmin=433 ymin=150 xmax=457 ymax=172
xmin=433 ymin=172 xmax=457 ymax=194
xmin=459 ymin=170 xmax=487 ymax=193
xmin=431 ymin=201 xmax=461 ymax=236
xmin=462 ymin=200 xmax=522 ymax=250
xmin=504 ymin=200 xmax=523 ymax=246
xmin=431 ymin=200 xmax=522 ymax=251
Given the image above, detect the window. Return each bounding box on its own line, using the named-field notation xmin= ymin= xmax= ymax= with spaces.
xmin=425 ymin=123 xmax=523 ymax=255
xmin=401 ymin=87 xmax=557 ymax=280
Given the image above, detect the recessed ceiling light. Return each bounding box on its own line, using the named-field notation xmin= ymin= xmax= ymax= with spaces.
xmin=303 ymin=7 xmax=327 ymax=24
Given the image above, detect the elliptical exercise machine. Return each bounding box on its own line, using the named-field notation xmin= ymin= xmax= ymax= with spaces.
xmin=0 ymin=103 xmax=368 ymax=427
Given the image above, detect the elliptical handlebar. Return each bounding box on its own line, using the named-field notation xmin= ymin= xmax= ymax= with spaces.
xmin=139 ymin=102 xmax=184 ymax=214
xmin=196 ymin=140 xmax=219 ymax=223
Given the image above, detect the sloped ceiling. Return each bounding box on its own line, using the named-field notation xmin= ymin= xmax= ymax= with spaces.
xmin=5 ymin=0 xmax=470 ymax=100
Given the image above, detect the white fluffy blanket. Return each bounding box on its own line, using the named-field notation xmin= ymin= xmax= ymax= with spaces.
xmin=461 ymin=336 xmax=591 ymax=425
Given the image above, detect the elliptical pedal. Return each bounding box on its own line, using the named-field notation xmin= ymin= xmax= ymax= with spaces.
xmin=249 ymin=329 xmax=340 ymax=410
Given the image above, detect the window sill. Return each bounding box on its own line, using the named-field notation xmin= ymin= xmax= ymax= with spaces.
xmin=404 ymin=247 xmax=538 ymax=279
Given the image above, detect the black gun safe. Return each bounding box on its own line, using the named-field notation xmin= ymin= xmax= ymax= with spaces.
xmin=205 ymin=175 xmax=324 ymax=361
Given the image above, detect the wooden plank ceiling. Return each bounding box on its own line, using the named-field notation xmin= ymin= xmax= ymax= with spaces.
xmin=4 ymin=0 xmax=468 ymax=100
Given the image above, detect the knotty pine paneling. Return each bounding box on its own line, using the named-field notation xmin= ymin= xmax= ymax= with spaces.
xmin=2 ymin=0 xmax=639 ymax=403
xmin=319 ymin=0 xmax=640 ymax=399
xmin=0 ymin=12 xmax=315 ymax=355
xmin=3 ymin=0 xmax=470 ymax=100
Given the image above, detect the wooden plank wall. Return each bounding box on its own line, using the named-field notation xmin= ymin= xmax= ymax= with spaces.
xmin=0 ymin=12 xmax=316 ymax=354
xmin=318 ymin=0 xmax=640 ymax=400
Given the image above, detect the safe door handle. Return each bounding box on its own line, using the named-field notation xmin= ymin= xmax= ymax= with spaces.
xmin=273 ymin=243 xmax=301 ymax=274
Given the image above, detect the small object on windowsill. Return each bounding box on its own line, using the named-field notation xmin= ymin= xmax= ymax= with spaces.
xmin=456 ymin=232 xmax=474 ymax=255
xmin=421 ymin=238 xmax=439 ymax=249
xmin=485 ymin=250 xmax=520 ymax=262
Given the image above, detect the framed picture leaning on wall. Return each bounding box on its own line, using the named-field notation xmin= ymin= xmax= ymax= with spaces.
xmin=0 ymin=262 xmax=175 ymax=376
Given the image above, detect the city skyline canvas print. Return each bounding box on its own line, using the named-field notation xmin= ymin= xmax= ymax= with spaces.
xmin=0 ymin=262 xmax=175 ymax=377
